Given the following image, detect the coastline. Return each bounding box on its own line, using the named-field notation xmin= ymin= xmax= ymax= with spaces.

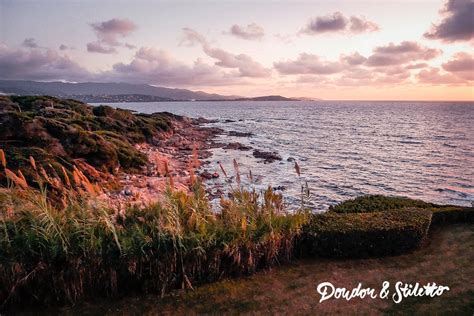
xmin=0 ymin=96 xmax=472 ymax=313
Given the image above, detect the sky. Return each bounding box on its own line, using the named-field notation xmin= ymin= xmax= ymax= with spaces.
xmin=0 ymin=0 xmax=473 ymax=100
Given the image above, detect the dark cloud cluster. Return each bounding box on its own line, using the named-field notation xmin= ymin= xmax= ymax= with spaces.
xmin=228 ymin=23 xmax=264 ymax=40
xmin=87 ymin=18 xmax=137 ymax=54
xmin=301 ymin=12 xmax=379 ymax=35
xmin=424 ymin=0 xmax=474 ymax=42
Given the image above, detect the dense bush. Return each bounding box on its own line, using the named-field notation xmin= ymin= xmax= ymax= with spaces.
xmin=299 ymin=208 xmax=432 ymax=258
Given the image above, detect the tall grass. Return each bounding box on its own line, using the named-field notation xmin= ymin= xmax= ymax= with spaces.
xmin=0 ymin=151 xmax=309 ymax=308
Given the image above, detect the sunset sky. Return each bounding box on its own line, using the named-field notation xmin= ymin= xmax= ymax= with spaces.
xmin=1 ymin=0 xmax=473 ymax=100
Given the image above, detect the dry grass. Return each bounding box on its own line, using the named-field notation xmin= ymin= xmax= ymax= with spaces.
xmin=0 ymin=150 xmax=309 ymax=310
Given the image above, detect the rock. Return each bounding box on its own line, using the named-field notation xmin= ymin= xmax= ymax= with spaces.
xmin=224 ymin=142 xmax=252 ymax=151
xmin=194 ymin=117 xmax=218 ymax=124
xmin=200 ymin=171 xmax=213 ymax=180
xmin=253 ymin=149 xmax=282 ymax=163
xmin=228 ymin=131 xmax=253 ymax=137
xmin=287 ymin=157 xmax=295 ymax=162
xmin=200 ymin=170 xmax=220 ymax=180
xmin=224 ymin=119 xmax=236 ymax=123
xmin=273 ymin=186 xmax=286 ymax=191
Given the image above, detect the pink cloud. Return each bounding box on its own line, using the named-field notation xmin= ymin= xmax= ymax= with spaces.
xmin=365 ymin=41 xmax=441 ymax=67
xmin=106 ymin=47 xmax=244 ymax=86
xmin=228 ymin=23 xmax=264 ymax=40
xmin=442 ymin=52 xmax=474 ymax=80
xmin=274 ymin=54 xmax=343 ymax=75
xmin=181 ymin=28 xmax=271 ymax=78
xmin=417 ymin=67 xmax=465 ymax=84
xmin=87 ymin=18 xmax=137 ymax=54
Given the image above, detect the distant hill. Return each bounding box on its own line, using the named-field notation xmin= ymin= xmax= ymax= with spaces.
xmin=0 ymin=80 xmax=301 ymax=102
xmin=0 ymin=80 xmax=237 ymax=101
xmin=229 ymin=95 xmax=299 ymax=101
xmin=69 ymin=94 xmax=176 ymax=103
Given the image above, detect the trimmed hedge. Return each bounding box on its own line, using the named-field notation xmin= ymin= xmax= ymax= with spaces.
xmin=329 ymin=195 xmax=473 ymax=225
xmin=328 ymin=195 xmax=433 ymax=213
xmin=299 ymin=208 xmax=432 ymax=258
xmin=431 ymin=206 xmax=474 ymax=225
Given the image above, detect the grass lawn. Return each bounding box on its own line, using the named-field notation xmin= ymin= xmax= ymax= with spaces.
xmin=28 ymin=223 xmax=473 ymax=315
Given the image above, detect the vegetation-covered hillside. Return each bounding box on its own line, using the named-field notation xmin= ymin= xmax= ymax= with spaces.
xmin=0 ymin=96 xmax=177 ymax=181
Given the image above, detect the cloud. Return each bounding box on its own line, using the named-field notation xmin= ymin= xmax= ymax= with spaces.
xmin=0 ymin=41 xmax=248 ymax=87
xmin=416 ymin=67 xmax=465 ymax=84
xmin=105 ymin=47 xmax=242 ymax=86
xmin=349 ymin=16 xmax=380 ymax=33
xmin=87 ymin=18 xmax=137 ymax=54
xmin=424 ymin=0 xmax=474 ymax=42
xmin=0 ymin=43 xmax=90 ymax=81
xmin=90 ymin=18 xmax=137 ymax=45
xmin=405 ymin=63 xmax=429 ymax=70
xmin=274 ymin=33 xmax=294 ymax=44
xmin=442 ymin=52 xmax=474 ymax=80
xmin=341 ymin=52 xmax=367 ymax=66
xmin=228 ymin=23 xmax=264 ymax=40
xmin=301 ymin=12 xmax=346 ymax=34
xmin=301 ymin=12 xmax=379 ymax=35
xmin=271 ymin=40 xmax=466 ymax=88
xmin=181 ymin=28 xmax=271 ymax=78
xmin=22 ymin=38 xmax=39 ymax=49
xmin=87 ymin=42 xmax=117 ymax=54
xmin=365 ymin=41 xmax=441 ymax=67
xmin=274 ymin=53 xmax=343 ymax=75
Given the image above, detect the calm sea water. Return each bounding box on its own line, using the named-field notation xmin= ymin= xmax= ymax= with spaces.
xmin=102 ymin=101 xmax=474 ymax=210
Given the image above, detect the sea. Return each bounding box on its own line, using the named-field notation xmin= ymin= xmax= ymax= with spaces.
xmin=99 ymin=101 xmax=474 ymax=210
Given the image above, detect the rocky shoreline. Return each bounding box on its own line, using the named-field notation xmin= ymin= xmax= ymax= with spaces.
xmin=107 ymin=115 xmax=288 ymax=205
xmin=106 ymin=116 xmax=224 ymax=205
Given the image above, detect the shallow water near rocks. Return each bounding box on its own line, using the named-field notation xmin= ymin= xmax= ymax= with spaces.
xmin=103 ymin=101 xmax=474 ymax=210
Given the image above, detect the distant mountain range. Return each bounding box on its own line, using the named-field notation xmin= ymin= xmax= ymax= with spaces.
xmin=0 ymin=80 xmax=301 ymax=102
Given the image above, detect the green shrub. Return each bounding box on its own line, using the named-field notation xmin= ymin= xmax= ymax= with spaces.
xmin=299 ymin=208 xmax=432 ymax=258
xmin=329 ymin=195 xmax=433 ymax=213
